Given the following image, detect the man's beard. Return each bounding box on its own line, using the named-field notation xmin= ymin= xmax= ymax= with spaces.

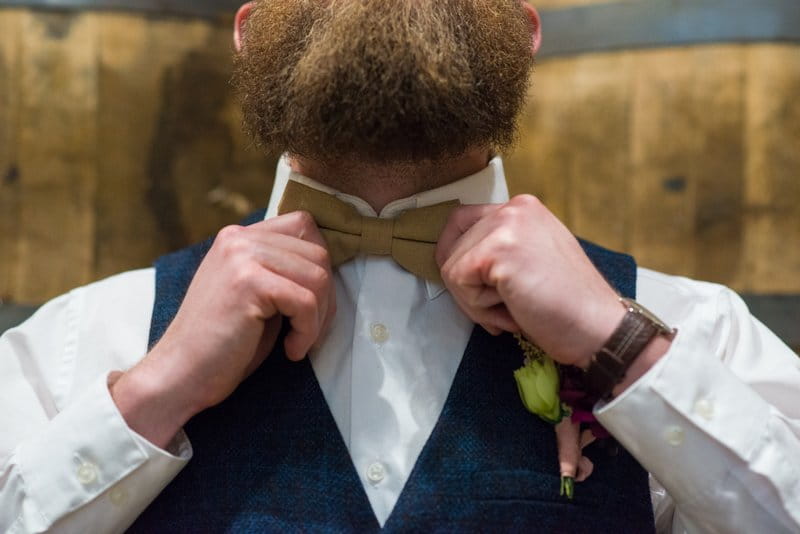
xmin=233 ymin=0 xmax=534 ymax=165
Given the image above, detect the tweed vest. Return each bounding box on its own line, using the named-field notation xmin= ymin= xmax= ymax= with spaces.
xmin=130 ymin=210 xmax=655 ymax=533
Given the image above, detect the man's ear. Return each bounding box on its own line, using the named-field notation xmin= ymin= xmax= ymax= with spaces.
xmin=234 ymin=2 xmax=254 ymax=52
xmin=521 ymin=1 xmax=542 ymax=56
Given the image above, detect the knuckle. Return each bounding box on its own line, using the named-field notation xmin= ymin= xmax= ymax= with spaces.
xmin=216 ymin=224 xmax=245 ymax=242
xmin=512 ymin=194 xmax=541 ymax=208
xmin=231 ymin=262 xmax=259 ymax=291
xmin=296 ymin=287 xmax=318 ymax=312
xmin=215 ymin=225 xmax=248 ymax=255
xmin=307 ymin=263 xmax=331 ymax=292
xmin=292 ymin=210 xmax=316 ymax=229
xmin=310 ymin=244 xmax=331 ymax=266
xmin=434 ymin=248 xmax=446 ymax=269
xmin=439 ymin=262 xmax=453 ymax=282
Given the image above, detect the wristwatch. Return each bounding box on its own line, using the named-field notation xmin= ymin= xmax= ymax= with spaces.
xmin=585 ymin=297 xmax=676 ymax=399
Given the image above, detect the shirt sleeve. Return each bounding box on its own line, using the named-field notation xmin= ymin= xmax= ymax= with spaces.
xmin=596 ymin=269 xmax=800 ymax=533
xmin=0 ymin=270 xmax=191 ymax=533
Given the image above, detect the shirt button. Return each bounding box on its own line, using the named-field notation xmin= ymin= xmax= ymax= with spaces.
xmin=76 ymin=462 xmax=98 ymax=485
xmin=370 ymin=323 xmax=390 ymax=344
xmin=694 ymin=398 xmax=714 ymax=420
xmin=366 ymin=462 xmax=386 ymax=485
xmin=109 ymin=487 xmax=128 ymax=506
xmin=663 ymin=426 xmax=684 ymax=447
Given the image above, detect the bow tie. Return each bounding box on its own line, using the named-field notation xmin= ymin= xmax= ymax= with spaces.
xmin=278 ymin=180 xmax=460 ymax=283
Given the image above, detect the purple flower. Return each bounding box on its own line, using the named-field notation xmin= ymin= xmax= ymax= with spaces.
xmin=558 ymin=366 xmax=610 ymax=440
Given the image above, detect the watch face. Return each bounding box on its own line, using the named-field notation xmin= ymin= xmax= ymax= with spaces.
xmin=621 ymin=298 xmax=674 ymax=334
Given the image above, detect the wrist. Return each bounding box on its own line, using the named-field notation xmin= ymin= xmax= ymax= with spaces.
xmin=574 ymin=293 xmax=627 ymax=370
xmin=610 ymin=334 xmax=671 ymax=397
xmin=584 ymin=297 xmax=676 ymax=399
xmin=110 ymin=355 xmax=203 ymax=449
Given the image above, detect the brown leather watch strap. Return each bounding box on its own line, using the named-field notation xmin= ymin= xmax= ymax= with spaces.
xmin=584 ymin=310 xmax=661 ymax=400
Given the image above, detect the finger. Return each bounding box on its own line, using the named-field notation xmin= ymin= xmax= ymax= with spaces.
xmin=252 ymin=244 xmax=333 ymax=300
xmin=249 ymin=231 xmax=332 ymax=267
xmin=576 ymin=456 xmax=594 ymax=482
xmin=472 ymin=287 xmax=503 ymax=309
xmin=435 ymin=204 xmax=502 ymax=268
xmin=441 ymin=241 xmax=493 ymax=296
xmin=483 ymin=304 xmax=521 ymax=333
xmin=251 ymin=270 xmax=323 ymax=360
xmin=448 ymin=287 xmax=520 ymax=335
xmin=481 ymin=324 xmax=503 ymax=336
xmin=312 ymin=283 xmax=338 ymax=350
xmin=251 ymin=211 xmax=329 ymax=249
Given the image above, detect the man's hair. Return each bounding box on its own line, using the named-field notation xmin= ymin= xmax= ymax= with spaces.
xmin=233 ymin=0 xmax=534 ymax=164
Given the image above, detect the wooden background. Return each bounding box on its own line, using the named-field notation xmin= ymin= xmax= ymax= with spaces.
xmin=1 ymin=4 xmax=799 ymax=310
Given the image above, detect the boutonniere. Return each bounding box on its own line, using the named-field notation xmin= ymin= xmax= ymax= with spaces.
xmin=513 ymin=334 xmax=609 ymax=499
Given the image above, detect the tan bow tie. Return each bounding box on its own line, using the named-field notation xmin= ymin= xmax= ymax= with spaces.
xmin=278 ymin=180 xmax=460 ymax=283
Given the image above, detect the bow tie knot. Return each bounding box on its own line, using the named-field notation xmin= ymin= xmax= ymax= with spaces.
xmin=278 ymin=180 xmax=460 ymax=282
xmin=360 ymin=217 xmax=394 ymax=255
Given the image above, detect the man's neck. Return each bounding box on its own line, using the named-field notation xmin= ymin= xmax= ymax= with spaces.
xmin=289 ymin=149 xmax=492 ymax=213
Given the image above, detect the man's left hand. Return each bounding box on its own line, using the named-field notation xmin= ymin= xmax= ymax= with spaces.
xmin=436 ymin=195 xmax=625 ymax=368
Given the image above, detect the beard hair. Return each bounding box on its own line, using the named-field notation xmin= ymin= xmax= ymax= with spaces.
xmin=233 ymin=0 xmax=534 ymax=165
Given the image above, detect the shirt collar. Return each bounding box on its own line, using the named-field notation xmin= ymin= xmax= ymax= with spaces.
xmin=264 ymin=155 xmax=511 ymax=298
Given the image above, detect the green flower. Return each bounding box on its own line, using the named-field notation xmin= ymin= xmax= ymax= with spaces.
xmin=514 ymin=356 xmax=566 ymax=424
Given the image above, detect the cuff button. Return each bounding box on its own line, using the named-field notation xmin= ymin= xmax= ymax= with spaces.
xmin=76 ymin=462 xmax=98 ymax=485
xmin=694 ymin=398 xmax=714 ymax=421
xmin=663 ymin=425 xmax=684 ymax=447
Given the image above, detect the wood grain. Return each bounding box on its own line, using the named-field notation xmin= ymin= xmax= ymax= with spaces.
xmin=629 ymin=46 xmax=745 ymax=286
xmin=506 ymin=51 xmax=636 ymax=252
xmin=14 ymin=11 xmax=99 ymax=302
xmin=95 ymin=12 xmax=276 ymax=280
xmin=0 ymin=6 xmax=798 ymax=302
xmin=743 ymin=45 xmax=800 ymax=293
xmin=507 ymin=44 xmax=793 ymax=293
xmin=0 ymin=10 xmax=22 ymax=302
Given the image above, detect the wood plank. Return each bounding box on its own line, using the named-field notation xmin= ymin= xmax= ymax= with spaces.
xmin=743 ymin=44 xmax=800 ymax=293
xmin=629 ymin=45 xmax=745 ymax=284
xmin=95 ymin=13 xmax=207 ymax=278
xmin=560 ymin=52 xmax=634 ymax=251
xmin=688 ymin=47 xmax=746 ymax=288
xmin=505 ymin=58 xmax=577 ymax=221
xmin=15 ymin=11 xmax=99 ymax=302
xmin=0 ymin=10 xmax=23 ymax=302
xmin=95 ymin=12 xmax=276 ymax=280
xmin=506 ymin=51 xmax=635 ymax=251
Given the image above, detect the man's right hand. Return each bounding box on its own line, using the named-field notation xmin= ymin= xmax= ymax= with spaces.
xmin=111 ymin=212 xmax=335 ymax=449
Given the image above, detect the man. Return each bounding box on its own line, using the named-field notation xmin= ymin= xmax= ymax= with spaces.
xmin=1 ymin=0 xmax=798 ymax=532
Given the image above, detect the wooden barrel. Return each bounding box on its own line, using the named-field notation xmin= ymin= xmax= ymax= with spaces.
xmin=1 ymin=0 xmax=799 ymax=306
xmin=504 ymin=0 xmax=800 ymax=296
xmin=0 ymin=3 xmax=276 ymax=304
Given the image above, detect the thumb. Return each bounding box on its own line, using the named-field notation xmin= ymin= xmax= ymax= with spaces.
xmin=435 ymin=204 xmax=501 ymax=268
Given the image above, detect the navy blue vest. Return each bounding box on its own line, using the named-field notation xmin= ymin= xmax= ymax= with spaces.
xmin=130 ymin=210 xmax=655 ymax=533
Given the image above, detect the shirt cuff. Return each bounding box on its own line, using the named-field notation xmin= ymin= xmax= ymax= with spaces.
xmin=595 ymin=329 xmax=800 ymax=527
xmin=15 ymin=373 xmax=191 ymax=528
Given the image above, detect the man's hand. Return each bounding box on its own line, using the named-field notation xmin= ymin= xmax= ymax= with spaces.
xmin=436 ymin=195 xmax=626 ymax=368
xmin=111 ymin=212 xmax=335 ymax=448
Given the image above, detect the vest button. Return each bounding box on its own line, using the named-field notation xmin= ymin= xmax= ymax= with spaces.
xmin=366 ymin=461 xmax=386 ymax=484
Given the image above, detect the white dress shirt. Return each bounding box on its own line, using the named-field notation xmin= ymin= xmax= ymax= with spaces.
xmin=1 ymin=157 xmax=799 ymax=533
